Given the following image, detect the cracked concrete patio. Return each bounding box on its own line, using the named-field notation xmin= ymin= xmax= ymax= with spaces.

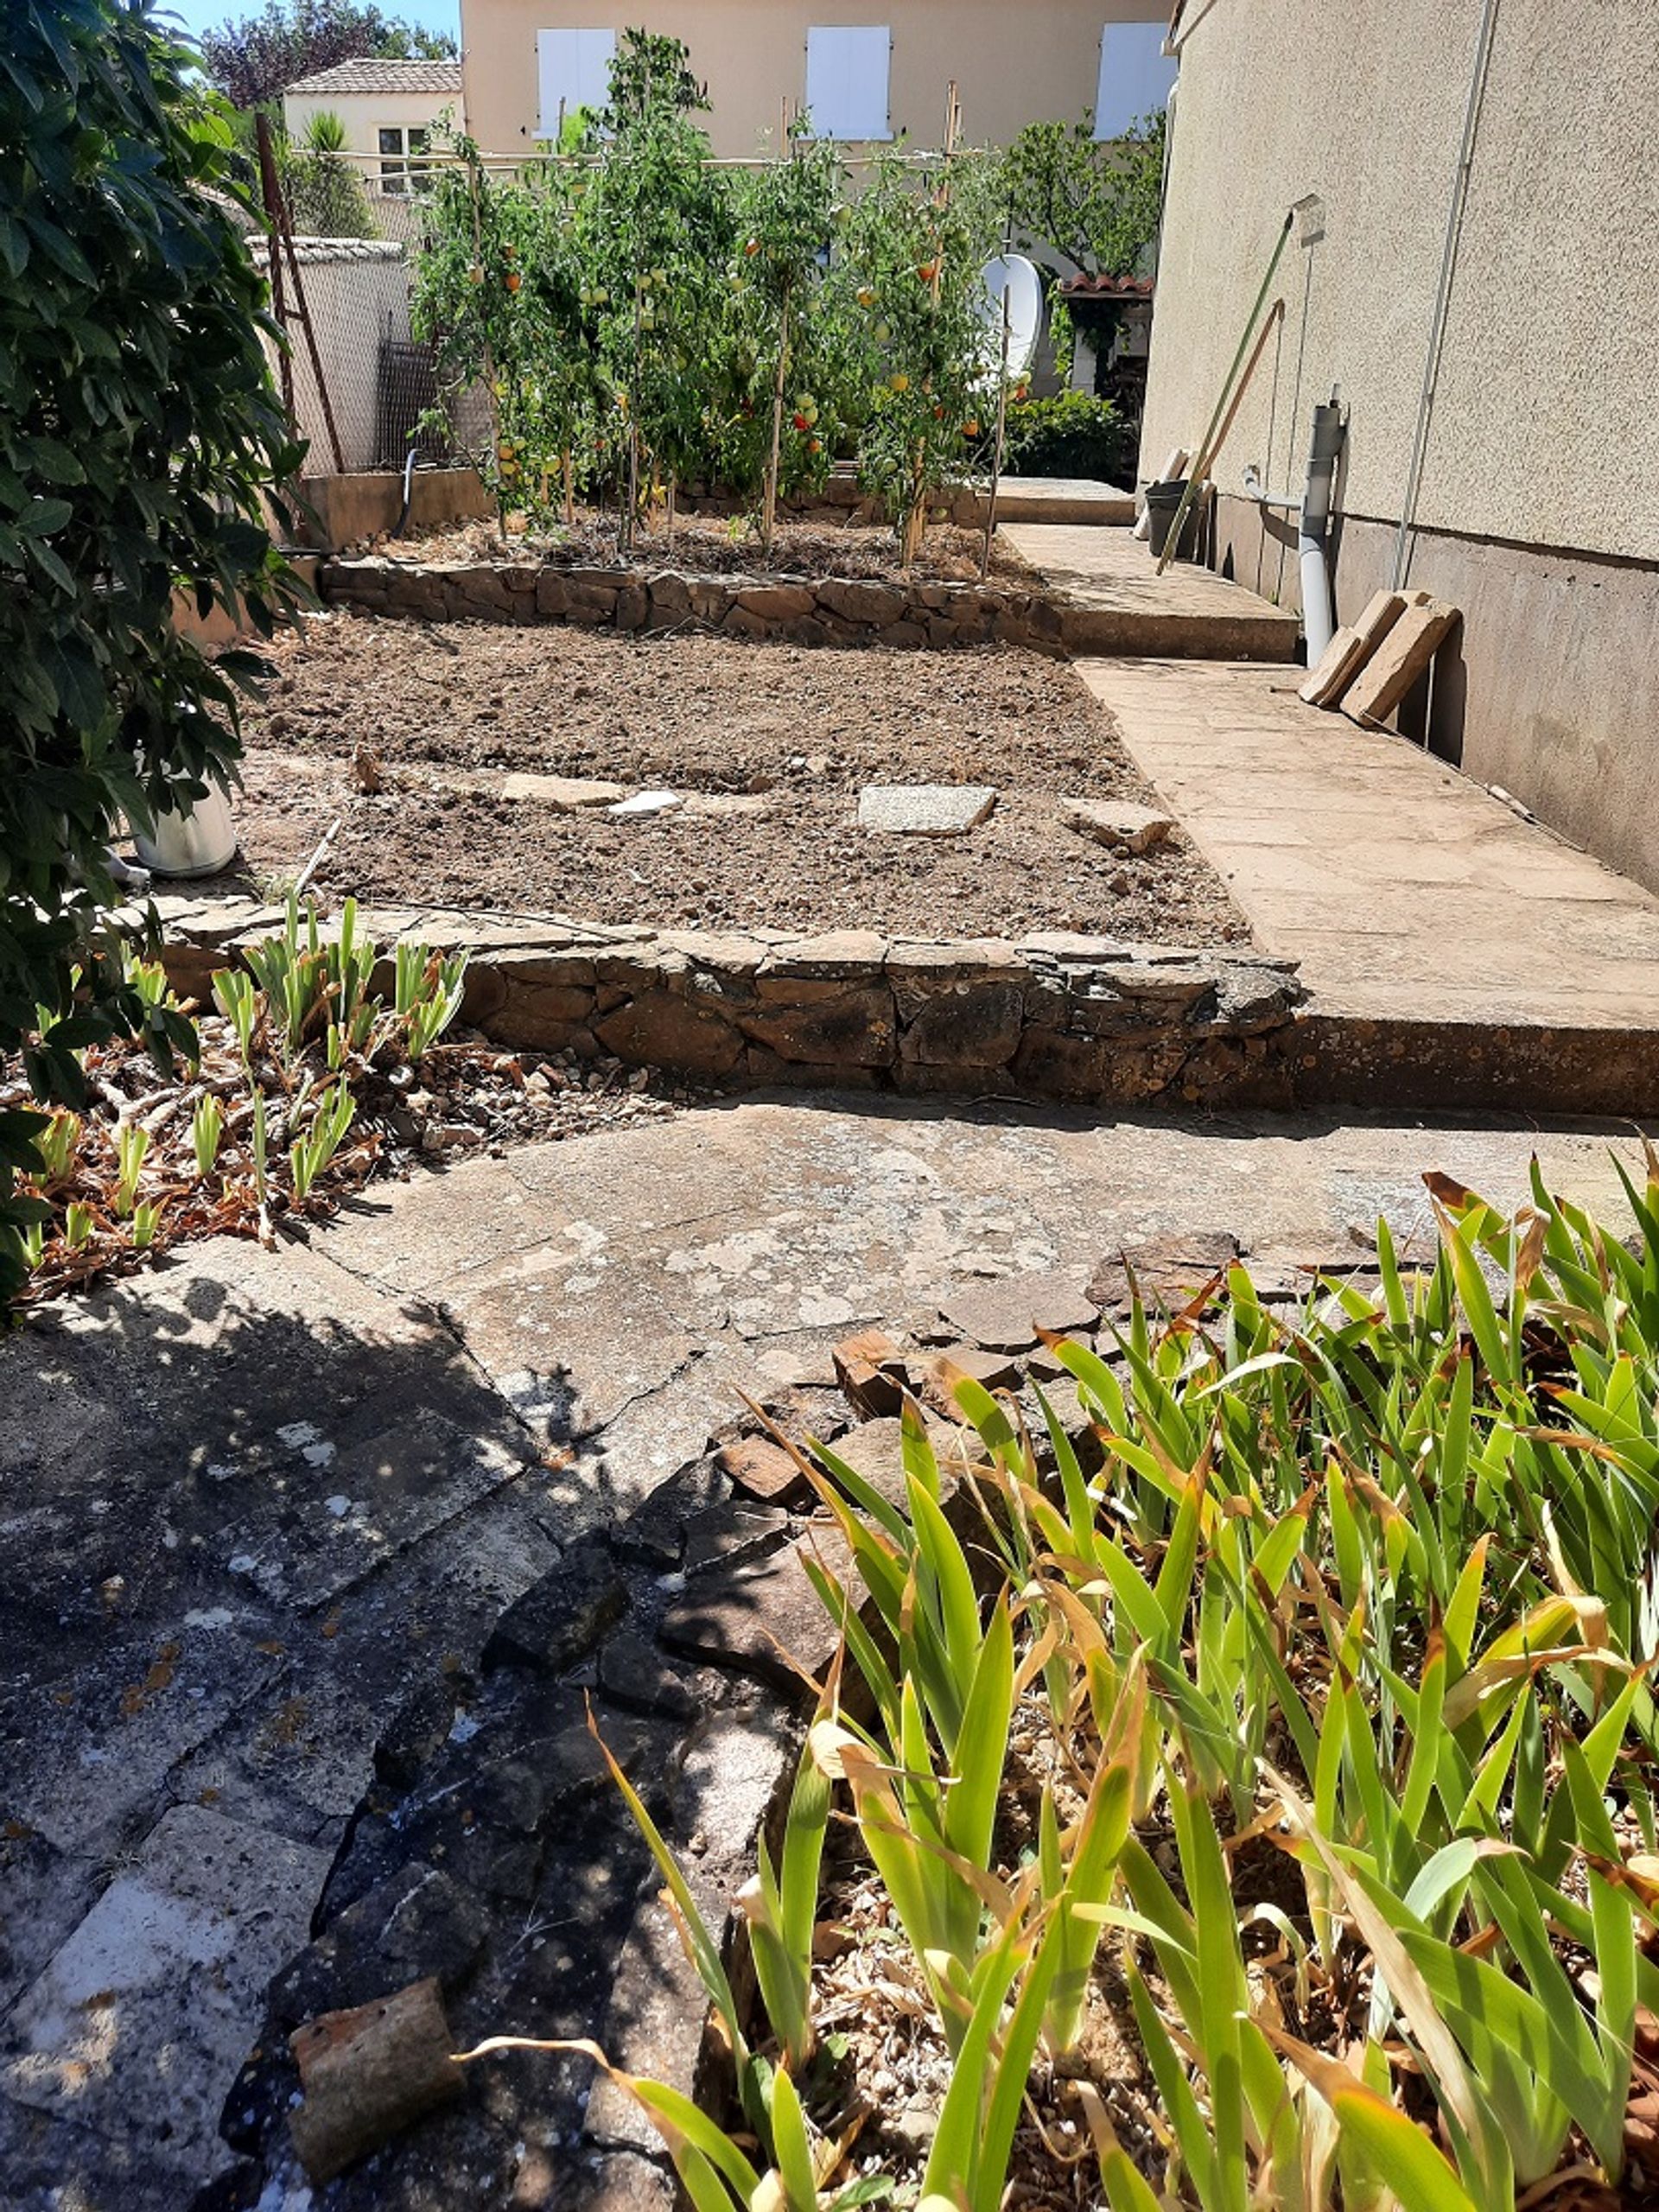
xmin=1 ymin=1090 xmax=1649 ymax=2207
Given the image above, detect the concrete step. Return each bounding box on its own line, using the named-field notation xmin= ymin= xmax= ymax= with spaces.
xmin=1002 ymin=522 xmax=1301 ymax=663
xmin=1079 ymin=653 xmax=1659 ymax=1113
xmin=966 ymin=476 xmax=1137 ymax=527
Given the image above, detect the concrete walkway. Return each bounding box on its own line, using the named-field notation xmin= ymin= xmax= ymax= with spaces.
xmin=2 ymin=1096 xmax=1649 ymax=2206
xmin=1004 ymin=522 xmax=1300 ymax=660
xmin=1078 ymin=656 xmax=1659 ymax=1108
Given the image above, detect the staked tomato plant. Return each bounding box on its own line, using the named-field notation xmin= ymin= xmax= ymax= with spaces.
xmin=836 ymin=144 xmax=1003 ymax=559
xmin=410 ymin=32 xmax=1007 ymax=560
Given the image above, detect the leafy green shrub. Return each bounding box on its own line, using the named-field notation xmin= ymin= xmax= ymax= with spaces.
xmin=1002 ymin=388 xmax=1129 ymax=483
xmin=481 ymin=1160 xmax=1659 ymax=2212
xmin=1 ymin=0 xmax=301 ymax=1301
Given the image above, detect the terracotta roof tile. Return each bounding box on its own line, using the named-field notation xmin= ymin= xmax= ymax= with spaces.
xmin=284 ymin=57 xmax=461 ymax=96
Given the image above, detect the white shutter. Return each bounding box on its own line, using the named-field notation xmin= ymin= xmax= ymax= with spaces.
xmin=536 ymin=27 xmax=618 ymax=137
xmin=1093 ymin=22 xmax=1177 ymax=140
xmin=805 ymin=26 xmax=892 ymax=142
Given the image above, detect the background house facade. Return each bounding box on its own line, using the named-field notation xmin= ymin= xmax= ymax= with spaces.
xmin=457 ymin=2 xmax=1174 ymax=157
xmin=282 ymin=57 xmax=466 ymax=193
xmin=1141 ymin=0 xmax=1659 ymax=893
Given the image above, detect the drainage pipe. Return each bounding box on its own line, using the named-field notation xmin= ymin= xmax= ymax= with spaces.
xmin=394 ymin=443 xmax=418 ymax=537
xmin=1298 ymin=396 xmax=1344 ymax=664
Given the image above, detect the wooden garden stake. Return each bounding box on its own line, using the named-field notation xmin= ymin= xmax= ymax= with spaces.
xmin=903 ymin=81 xmax=958 ymax=568
xmin=760 ymin=101 xmax=793 ymax=556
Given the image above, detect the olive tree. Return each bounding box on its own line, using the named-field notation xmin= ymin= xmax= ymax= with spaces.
xmin=1 ymin=0 xmax=302 ymax=1299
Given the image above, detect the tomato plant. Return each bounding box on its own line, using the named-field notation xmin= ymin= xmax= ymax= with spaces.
xmin=837 ymin=145 xmax=1002 ymax=559
xmin=410 ymin=33 xmax=1008 ymax=560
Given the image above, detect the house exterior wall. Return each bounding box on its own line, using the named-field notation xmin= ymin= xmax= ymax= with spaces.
xmin=281 ymin=85 xmax=464 ymax=167
xmin=1141 ymin=0 xmax=1659 ymax=890
xmin=459 ymin=0 xmax=1167 ymax=159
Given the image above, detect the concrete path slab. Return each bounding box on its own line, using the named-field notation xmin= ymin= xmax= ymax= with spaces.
xmin=1004 ymin=523 xmax=1300 ymax=660
xmin=1077 ymin=656 xmax=1659 ymax=1108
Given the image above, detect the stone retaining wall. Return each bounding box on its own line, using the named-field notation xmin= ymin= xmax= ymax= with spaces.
xmin=155 ymin=899 xmax=1305 ymax=1110
xmin=317 ymin=555 xmax=1068 ymax=653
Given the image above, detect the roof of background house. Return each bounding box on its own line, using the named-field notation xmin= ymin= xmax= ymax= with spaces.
xmin=284 ymin=57 xmax=462 ymax=96
xmin=1056 ymin=273 xmax=1155 ymax=301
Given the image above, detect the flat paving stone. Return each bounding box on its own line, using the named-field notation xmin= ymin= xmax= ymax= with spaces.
xmin=857 ymin=784 xmax=997 ymax=836
xmin=0 ymin=1805 xmax=328 ymax=2177
xmin=1079 ymin=655 xmax=1659 ymax=1035
xmin=499 ymin=772 xmax=628 ymax=808
xmin=1002 ymin=523 xmax=1299 ymax=660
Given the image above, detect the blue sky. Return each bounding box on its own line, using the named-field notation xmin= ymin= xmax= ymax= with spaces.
xmin=160 ymin=0 xmax=461 ymax=46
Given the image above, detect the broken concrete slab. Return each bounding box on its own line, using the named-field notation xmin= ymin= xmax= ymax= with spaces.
xmin=857 ymin=784 xmax=997 ymax=836
xmin=936 ymin=1269 xmax=1098 ymax=1352
xmin=0 ymin=1805 xmax=329 ymax=2176
xmin=499 ymin=772 xmax=629 ymax=809
xmin=1061 ymin=797 xmax=1176 ymax=855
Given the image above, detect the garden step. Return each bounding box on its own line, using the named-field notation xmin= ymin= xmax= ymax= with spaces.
xmin=1001 ymin=521 xmax=1300 ymax=661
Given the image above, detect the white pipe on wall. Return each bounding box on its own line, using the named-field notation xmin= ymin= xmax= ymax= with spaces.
xmin=1298 ymin=396 xmax=1344 ymax=664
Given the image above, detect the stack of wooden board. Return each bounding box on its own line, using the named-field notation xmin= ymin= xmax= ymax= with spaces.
xmin=1299 ymin=588 xmax=1461 ymax=727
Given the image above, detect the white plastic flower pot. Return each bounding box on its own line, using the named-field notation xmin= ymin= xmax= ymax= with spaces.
xmin=132 ymin=780 xmax=237 ymax=878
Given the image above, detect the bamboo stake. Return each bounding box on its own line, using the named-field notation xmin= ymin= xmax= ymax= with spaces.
xmin=466 ymin=151 xmax=504 ymax=527
xmin=904 ymin=79 xmax=958 ymax=568
xmin=979 ymin=278 xmax=1012 ymax=582
xmin=760 ymin=99 xmax=792 ymax=556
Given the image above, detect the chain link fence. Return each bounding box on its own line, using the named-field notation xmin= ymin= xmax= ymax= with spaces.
xmin=251 ymin=232 xmax=486 ymax=480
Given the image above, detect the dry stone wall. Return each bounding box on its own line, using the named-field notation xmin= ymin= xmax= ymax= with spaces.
xmin=317 ymin=555 xmax=1069 ymax=653
xmin=156 ymin=899 xmax=1306 ymax=1110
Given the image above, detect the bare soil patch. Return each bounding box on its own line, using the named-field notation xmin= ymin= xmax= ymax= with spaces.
xmin=215 ymin=616 xmax=1245 ymax=944
xmin=357 ymin=512 xmax=1033 ymax=587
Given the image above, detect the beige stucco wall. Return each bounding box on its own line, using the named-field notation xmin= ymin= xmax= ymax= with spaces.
xmin=282 ymin=86 xmax=464 ymax=163
xmin=1141 ymin=0 xmax=1659 ymax=563
xmin=460 ymin=0 xmax=1166 ymax=159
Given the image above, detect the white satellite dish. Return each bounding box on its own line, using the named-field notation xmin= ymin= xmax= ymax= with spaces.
xmin=974 ymin=254 xmax=1042 ymax=383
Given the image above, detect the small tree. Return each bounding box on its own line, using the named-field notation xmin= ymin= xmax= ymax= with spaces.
xmin=728 ymin=131 xmax=844 ymax=549
xmin=412 ymin=132 xmax=597 ymax=525
xmin=0 ymin=0 xmax=302 ymax=1300
xmin=199 ymin=0 xmax=455 ymax=112
xmin=1001 ymin=108 xmax=1166 ymax=280
xmin=576 ymin=29 xmax=731 ymax=545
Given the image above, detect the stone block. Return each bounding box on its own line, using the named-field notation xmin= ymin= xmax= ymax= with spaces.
xmin=499 ymin=772 xmax=628 ymax=810
xmin=899 ymin=980 xmax=1024 ymax=1068
xmin=614 ymin=579 xmax=649 ymax=631
xmin=484 ymin=1535 xmax=627 ymax=1675
xmin=645 ymin=569 xmax=691 ymax=617
xmin=659 ymin=1525 xmax=853 ymax=1688
xmin=818 ymin=576 xmax=906 ymax=626
xmin=594 ymin=988 xmax=747 ymax=1077
xmin=858 ymin=785 xmax=996 ymax=837
xmin=736 ymin=582 xmax=817 ymax=620
xmin=761 ymin=929 xmax=890 ymax=979
xmin=936 ymin=1271 xmax=1096 ymax=1353
xmin=534 ymin=570 xmax=569 ymax=617
xmin=739 ymin=983 xmax=896 ymax=1067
